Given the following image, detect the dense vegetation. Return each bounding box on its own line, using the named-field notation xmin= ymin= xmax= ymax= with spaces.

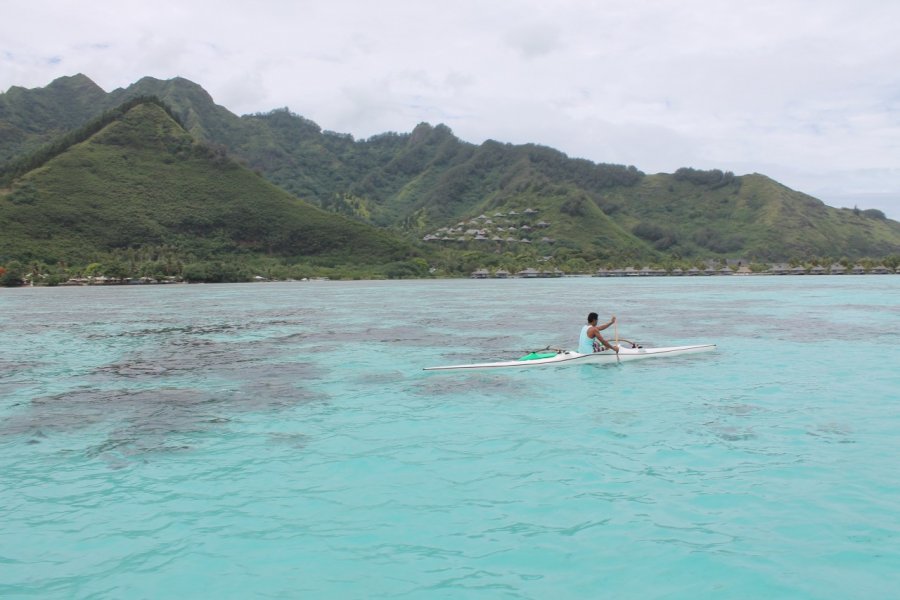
xmin=0 ymin=102 xmax=421 ymax=283
xmin=2 ymin=74 xmax=900 ymax=284
xmin=0 ymin=74 xmax=109 ymax=163
xmin=0 ymin=95 xmax=182 ymax=185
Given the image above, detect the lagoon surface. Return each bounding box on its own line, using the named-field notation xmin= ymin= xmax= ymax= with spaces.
xmin=2 ymin=277 xmax=899 ymax=598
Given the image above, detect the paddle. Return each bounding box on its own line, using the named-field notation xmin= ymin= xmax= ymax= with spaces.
xmin=614 ymin=315 xmax=620 ymax=363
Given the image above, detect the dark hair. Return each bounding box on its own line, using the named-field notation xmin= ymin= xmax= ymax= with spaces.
xmin=587 ymin=312 xmax=598 ymax=323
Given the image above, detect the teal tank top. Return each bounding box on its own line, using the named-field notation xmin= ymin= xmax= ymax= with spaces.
xmin=578 ymin=325 xmax=596 ymax=354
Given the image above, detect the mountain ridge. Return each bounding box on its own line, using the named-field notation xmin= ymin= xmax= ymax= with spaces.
xmin=2 ymin=74 xmax=899 ymax=274
xmin=0 ymin=99 xmax=420 ymax=282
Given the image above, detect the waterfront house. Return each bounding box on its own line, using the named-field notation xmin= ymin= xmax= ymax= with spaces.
xmin=829 ymin=263 xmax=846 ymax=274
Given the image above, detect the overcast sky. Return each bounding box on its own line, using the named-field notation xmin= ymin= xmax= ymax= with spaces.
xmin=3 ymin=0 xmax=899 ymax=218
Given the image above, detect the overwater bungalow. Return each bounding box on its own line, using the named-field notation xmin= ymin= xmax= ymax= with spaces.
xmin=809 ymin=265 xmax=827 ymax=275
xmin=829 ymin=263 xmax=846 ymax=275
xmin=471 ymin=269 xmax=490 ymax=279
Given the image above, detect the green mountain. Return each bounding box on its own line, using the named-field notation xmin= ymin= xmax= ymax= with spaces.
xmin=2 ymin=74 xmax=900 ymax=269
xmin=0 ymin=100 xmax=418 ymax=281
xmin=602 ymin=170 xmax=900 ymax=261
xmin=0 ymin=74 xmax=108 ymax=163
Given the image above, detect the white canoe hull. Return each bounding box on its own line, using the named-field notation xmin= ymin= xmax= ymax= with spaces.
xmin=424 ymin=344 xmax=716 ymax=371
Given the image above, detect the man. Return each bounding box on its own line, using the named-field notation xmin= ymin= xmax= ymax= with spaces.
xmin=578 ymin=312 xmax=619 ymax=354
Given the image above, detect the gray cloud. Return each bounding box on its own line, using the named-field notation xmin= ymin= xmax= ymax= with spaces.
xmin=1 ymin=0 xmax=899 ymax=218
xmin=505 ymin=24 xmax=563 ymax=59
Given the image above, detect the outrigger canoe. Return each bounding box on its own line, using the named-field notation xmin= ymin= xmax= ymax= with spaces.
xmin=424 ymin=343 xmax=716 ymax=371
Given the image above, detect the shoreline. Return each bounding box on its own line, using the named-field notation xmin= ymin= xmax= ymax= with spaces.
xmin=7 ymin=269 xmax=898 ymax=287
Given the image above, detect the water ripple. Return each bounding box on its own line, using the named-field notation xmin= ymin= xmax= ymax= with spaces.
xmin=1 ymin=279 xmax=899 ymax=598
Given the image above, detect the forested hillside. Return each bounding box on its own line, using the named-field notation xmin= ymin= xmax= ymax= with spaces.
xmin=0 ymin=100 xmax=420 ymax=283
xmin=2 ymin=74 xmax=899 ymax=282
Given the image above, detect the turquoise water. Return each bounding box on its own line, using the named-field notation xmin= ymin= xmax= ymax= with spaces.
xmin=1 ymin=277 xmax=898 ymax=598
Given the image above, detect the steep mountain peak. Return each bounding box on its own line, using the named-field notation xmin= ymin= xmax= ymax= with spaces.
xmin=46 ymin=73 xmax=104 ymax=93
xmin=127 ymin=75 xmax=213 ymax=100
xmin=2 ymin=74 xmax=102 ymax=96
xmin=91 ymin=101 xmax=192 ymax=152
xmin=409 ymin=122 xmax=434 ymax=142
xmin=409 ymin=121 xmax=456 ymax=145
xmin=0 ymin=73 xmax=109 ymax=143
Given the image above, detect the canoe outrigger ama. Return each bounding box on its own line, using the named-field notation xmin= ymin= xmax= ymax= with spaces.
xmin=423 ymin=342 xmax=716 ymax=371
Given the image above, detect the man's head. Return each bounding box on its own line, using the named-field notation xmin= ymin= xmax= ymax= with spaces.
xmin=587 ymin=312 xmax=598 ymax=325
